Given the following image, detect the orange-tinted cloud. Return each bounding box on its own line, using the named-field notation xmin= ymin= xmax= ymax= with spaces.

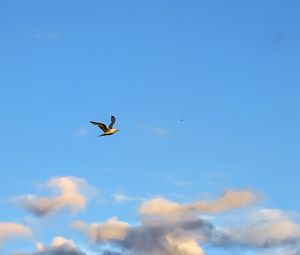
xmin=0 ymin=222 xmax=32 ymax=244
xmin=15 ymin=176 xmax=95 ymax=217
xmin=140 ymin=189 xmax=259 ymax=219
xmin=13 ymin=236 xmax=87 ymax=255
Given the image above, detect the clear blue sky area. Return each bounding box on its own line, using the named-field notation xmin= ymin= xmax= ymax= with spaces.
xmin=0 ymin=1 xmax=300 ymax=254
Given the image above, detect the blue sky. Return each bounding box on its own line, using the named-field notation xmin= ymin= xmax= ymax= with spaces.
xmin=0 ymin=1 xmax=300 ymax=254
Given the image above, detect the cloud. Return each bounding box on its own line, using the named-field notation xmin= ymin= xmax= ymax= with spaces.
xmin=140 ymin=125 xmax=171 ymax=136
xmin=73 ymin=217 xmax=213 ymax=255
xmin=259 ymin=247 xmax=300 ymax=255
xmin=140 ymin=189 xmax=260 ymax=219
xmin=140 ymin=197 xmax=183 ymax=218
xmin=15 ymin=176 xmax=95 ymax=217
xmin=164 ymin=235 xmax=205 ymax=255
xmin=76 ymin=127 xmax=89 ymax=138
xmin=72 ymin=193 xmax=229 ymax=255
xmin=71 ymin=189 xmax=300 ymax=255
xmin=118 ymin=218 xmax=214 ymax=255
xmin=190 ymin=189 xmax=260 ymax=213
xmin=10 ymin=186 xmax=300 ymax=255
xmin=149 ymin=127 xmax=171 ymax=136
xmin=225 ymin=209 xmax=300 ymax=248
xmin=101 ymin=250 xmax=123 ymax=255
xmin=113 ymin=193 xmax=140 ymax=203
xmin=0 ymin=222 xmax=32 ymax=244
xmin=172 ymin=180 xmax=192 ymax=187
xmin=72 ymin=217 xmax=129 ymax=243
xmin=13 ymin=236 xmax=87 ymax=255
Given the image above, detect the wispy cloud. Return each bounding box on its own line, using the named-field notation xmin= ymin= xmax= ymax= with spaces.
xmin=140 ymin=189 xmax=260 ymax=218
xmin=76 ymin=127 xmax=89 ymax=138
xmin=14 ymin=176 xmax=95 ymax=217
xmin=172 ymin=180 xmax=192 ymax=187
xmin=259 ymin=247 xmax=300 ymax=255
xmin=203 ymin=172 xmax=228 ymax=187
xmin=0 ymin=222 xmax=32 ymax=245
xmin=113 ymin=193 xmax=141 ymax=203
xmin=139 ymin=125 xmax=172 ymax=136
xmin=149 ymin=127 xmax=171 ymax=136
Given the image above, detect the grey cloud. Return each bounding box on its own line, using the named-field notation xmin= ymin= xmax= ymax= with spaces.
xmin=75 ymin=217 xmax=218 ymax=255
xmin=14 ymin=236 xmax=87 ymax=255
xmin=75 ymin=206 xmax=300 ymax=255
xmin=222 ymin=209 xmax=300 ymax=248
xmin=15 ymin=247 xmax=87 ymax=255
xmin=258 ymin=247 xmax=300 ymax=255
xmin=73 ymin=189 xmax=262 ymax=255
xmin=100 ymin=250 xmax=126 ymax=255
xmin=117 ymin=219 xmax=214 ymax=255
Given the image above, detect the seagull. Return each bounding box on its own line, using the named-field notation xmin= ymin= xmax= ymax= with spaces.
xmin=90 ymin=115 xmax=119 ymax=137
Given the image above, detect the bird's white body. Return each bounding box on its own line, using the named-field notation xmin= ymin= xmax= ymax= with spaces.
xmin=103 ymin=128 xmax=118 ymax=136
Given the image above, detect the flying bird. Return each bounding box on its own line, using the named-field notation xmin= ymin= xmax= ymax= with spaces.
xmin=90 ymin=115 xmax=119 ymax=137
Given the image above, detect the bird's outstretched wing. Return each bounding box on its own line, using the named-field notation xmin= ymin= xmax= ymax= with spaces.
xmin=109 ymin=115 xmax=116 ymax=129
xmin=90 ymin=121 xmax=109 ymax=132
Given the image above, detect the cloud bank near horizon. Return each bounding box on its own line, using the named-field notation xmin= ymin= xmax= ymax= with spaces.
xmin=4 ymin=176 xmax=300 ymax=255
xmin=72 ymin=189 xmax=300 ymax=255
xmin=13 ymin=236 xmax=87 ymax=255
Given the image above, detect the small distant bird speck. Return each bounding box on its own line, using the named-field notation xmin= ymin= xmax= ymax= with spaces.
xmin=90 ymin=115 xmax=119 ymax=137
